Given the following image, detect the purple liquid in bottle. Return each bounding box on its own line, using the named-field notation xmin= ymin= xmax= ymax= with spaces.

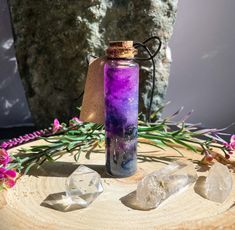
xmin=104 ymin=58 xmax=139 ymax=177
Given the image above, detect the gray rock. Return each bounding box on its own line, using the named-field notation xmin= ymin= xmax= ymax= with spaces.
xmin=8 ymin=0 xmax=178 ymax=127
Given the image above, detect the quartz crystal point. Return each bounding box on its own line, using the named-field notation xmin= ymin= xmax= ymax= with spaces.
xmin=136 ymin=161 xmax=198 ymax=210
xmin=65 ymin=165 xmax=103 ymax=208
xmin=204 ymin=162 xmax=233 ymax=203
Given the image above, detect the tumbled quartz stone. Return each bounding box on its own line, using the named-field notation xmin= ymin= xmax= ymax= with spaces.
xmin=136 ymin=161 xmax=198 ymax=210
xmin=65 ymin=165 xmax=103 ymax=208
xmin=204 ymin=162 xmax=233 ymax=203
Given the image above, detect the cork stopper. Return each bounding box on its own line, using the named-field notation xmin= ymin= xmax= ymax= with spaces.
xmin=106 ymin=40 xmax=137 ymax=59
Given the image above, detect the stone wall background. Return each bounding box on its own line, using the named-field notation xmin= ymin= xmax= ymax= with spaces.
xmin=7 ymin=0 xmax=178 ymax=128
xmin=1 ymin=0 xmax=235 ymax=134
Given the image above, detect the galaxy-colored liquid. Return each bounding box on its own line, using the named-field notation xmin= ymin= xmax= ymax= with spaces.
xmin=104 ymin=59 xmax=139 ymax=177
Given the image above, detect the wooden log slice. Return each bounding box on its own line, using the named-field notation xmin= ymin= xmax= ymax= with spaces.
xmin=1 ymin=141 xmax=235 ymax=230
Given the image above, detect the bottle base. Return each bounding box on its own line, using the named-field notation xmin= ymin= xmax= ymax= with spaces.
xmin=105 ymin=166 xmax=137 ymax=178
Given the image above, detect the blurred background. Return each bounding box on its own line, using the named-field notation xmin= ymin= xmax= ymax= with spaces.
xmin=163 ymin=0 xmax=235 ymax=135
xmin=0 ymin=0 xmax=234 ymax=140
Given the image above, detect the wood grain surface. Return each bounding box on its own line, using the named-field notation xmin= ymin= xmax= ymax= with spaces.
xmin=1 ymin=140 xmax=235 ymax=230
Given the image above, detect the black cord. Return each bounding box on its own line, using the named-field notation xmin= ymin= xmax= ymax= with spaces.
xmin=134 ymin=36 xmax=162 ymax=122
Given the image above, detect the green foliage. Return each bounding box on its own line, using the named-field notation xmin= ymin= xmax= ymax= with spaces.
xmin=7 ymin=110 xmax=230 ymax=174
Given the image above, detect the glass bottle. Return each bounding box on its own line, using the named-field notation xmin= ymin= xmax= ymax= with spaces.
xmin=104 ymin=41 xmax=139 ymax=177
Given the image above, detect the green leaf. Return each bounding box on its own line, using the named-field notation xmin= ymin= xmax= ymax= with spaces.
xmin=67 ymin=142 xmax=79 ymax=151
xmin=45 ymin=153 xmax=54 ymax=162
xmin=24 ymin=162 xmax=37 ymax=175
xmin=138 ymin=126 xmax=160 ymax=132
xmin=173 ymin=139 xmax=197 ymax=152
xmin=64 ymin=135 xmax=86 ymax=141
xmin=74 ymin=149 xmax=81 ymax=162
xmin=162 ymin=140 xmax=184 ymax=157
xmin=171 ymin=124 xmax=185 ymax=137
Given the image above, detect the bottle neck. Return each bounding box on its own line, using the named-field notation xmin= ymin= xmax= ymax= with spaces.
xmin=106 ymin=56 xmax=135 ymax=60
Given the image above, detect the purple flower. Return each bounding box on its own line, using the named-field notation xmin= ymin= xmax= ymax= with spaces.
xmin=52 ymin=118 xmax=62 ymax=133
xmin=0 ymin=167 xmax=16 ymax=189
xmin=0 ymin=149 xmax=10 ymax=166
xmin=69 ymin=117 xmax=83 ymax=126
xmin=1 ymin=142 xmax=8 ymax=149
xmin=1 ymin=130 xmax=47 ymax=150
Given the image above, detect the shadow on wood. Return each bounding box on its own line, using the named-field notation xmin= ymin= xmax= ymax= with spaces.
xmin=27 ymin=161 xmax=114 ymax=178
xmin=137 ymin=154 xmax=180 ymax=164
xmin=120 ymin=190 xmax=146 ymax=211
xmin=194 ymin=176 xmax=207 ymax=199
xmin=41 ymin=192 xmax=85 ymax=212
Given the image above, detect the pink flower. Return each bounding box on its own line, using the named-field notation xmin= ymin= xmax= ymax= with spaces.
xmin=1 ymin=142 xmax=8 ymax=149
xmin=223 ymin=135 xmax=235 ymax=151
xmin=0 ymin=149 xmax=10 ymax=166
xmin=69 ymin=117 xmax=83 ymax=126
xmin=0 ymin=167 xmax=17 ymax=189
xmin=230 ymin=135 xmax=235 ymax=149
xmin=52 ymin=118 xmax=62 ymax=133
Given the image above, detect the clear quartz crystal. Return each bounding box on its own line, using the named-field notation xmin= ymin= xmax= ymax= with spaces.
xmin=136 ymin=161 xmax=198 ymax=210
xmin=65 ymin=165 xmax=103 ymax=208
xmin=204 ymin=162 xmax=233 ymax=203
